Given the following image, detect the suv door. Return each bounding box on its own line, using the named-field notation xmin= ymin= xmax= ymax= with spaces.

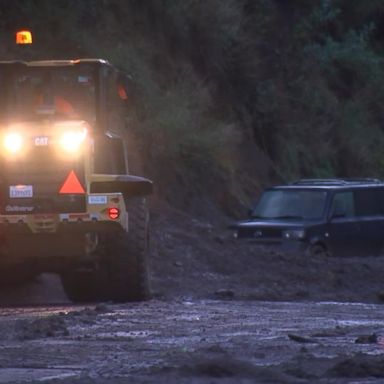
xmin=353 ymin=187 xmax=384 ymax=256
xmin=328 ymin=191 xmax=363 ymax=257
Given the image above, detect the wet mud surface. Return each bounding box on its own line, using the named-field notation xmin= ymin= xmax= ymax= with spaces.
xmin=1 ymin=297 xmax=384 ymax=383
xmin=1 ymin=204 xmax=384 ymax=383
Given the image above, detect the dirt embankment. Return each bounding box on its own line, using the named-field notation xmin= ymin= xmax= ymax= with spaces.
xmin=150 ymin=200 xmax=384 ymax=304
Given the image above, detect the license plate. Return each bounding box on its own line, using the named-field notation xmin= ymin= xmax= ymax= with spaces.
xmin=88 ymin=195 xmax=107 ymax=205
xmin=10 ymin=185 xmax=33 ymax=198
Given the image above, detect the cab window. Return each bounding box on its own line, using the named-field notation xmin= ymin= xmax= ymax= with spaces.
xmin=106 ymin=70 xmax=127 ymax=134
xmin=7 ymin=66 xmax=96 ymax=123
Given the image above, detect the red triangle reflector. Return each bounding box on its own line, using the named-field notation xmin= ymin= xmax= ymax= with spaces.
xmin=59 ymin=170 xmax=85 ymax=194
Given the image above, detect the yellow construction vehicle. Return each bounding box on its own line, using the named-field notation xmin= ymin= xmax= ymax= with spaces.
xmin=0 ymin=31 xmax=153 ymax=302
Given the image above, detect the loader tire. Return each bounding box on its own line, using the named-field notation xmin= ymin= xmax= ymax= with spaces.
xmin=61 ymin=197 xmax=150 ymax=303
xmin=60 ymin=267 xmax=108 ymax=303
xmin=107 ymin=197 xmax=151 ymax=302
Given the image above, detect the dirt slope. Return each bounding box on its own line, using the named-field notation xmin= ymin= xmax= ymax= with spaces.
xmin=150 ymin=201 xmax=384 ymax=304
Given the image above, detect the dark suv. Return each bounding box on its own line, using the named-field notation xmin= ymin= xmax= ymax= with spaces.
xmin=230 ymin=179 xmax=384 ymax=257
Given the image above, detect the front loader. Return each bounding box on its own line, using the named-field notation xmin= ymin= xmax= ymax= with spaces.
xmin=0 ymin=34 xmax=153 ymax=302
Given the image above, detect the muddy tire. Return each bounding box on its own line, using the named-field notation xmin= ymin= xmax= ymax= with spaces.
xmin=0 ymin=266 xmax=36 ymax=286
xmin=107 ymin=197 xmax=151 ymax=302
xmin=61 ymin=197 xmax=150 ymax=303
xmin=60 ymin=268 xmax=107 ymax=303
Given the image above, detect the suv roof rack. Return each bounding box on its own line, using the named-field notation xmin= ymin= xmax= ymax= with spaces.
xmin=291 ymin=178 xmax=382 ymax=186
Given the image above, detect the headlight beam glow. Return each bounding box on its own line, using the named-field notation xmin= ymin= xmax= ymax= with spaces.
xmin=59 ymin=129 xmax=87 ymax=153
xmin=3 ymin=132 xmax=23 ymax=154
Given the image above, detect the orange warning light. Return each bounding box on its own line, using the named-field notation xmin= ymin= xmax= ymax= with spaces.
xmin=16 ymin=30 xmax=33 ymax=45
xmin=59 ymin=170 xmax=85 ymax=194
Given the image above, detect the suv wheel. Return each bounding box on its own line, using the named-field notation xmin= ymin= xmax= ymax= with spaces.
xmin=308 ymin=243 xmax=328 ymax=258
xmin=60 ymin=197 xmax=151 ymax=303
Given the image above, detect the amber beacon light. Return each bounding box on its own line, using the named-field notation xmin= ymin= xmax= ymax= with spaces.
xmin=16 ymin=30 xmax=33 ymax=44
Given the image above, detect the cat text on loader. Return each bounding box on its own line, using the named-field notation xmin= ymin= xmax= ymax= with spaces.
xmin=0 ymin=57 xmax=153 ymax=302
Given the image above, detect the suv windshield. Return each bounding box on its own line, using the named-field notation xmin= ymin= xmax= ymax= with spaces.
xmin=252 ymin=189 xmax=327 ymax=220
xmin=0 ymin=65 xmax=96 ymax=124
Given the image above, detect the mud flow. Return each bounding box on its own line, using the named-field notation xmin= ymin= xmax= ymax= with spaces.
xmin=1 ymin=207 xmax=384 ymax=383
xmin=0 ymin=280 xmax=384 ymax=383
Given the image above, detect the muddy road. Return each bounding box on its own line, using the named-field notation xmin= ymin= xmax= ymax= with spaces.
xmin=0 ymin=278 xmax=384 ymax=383
xmin=1 ymin=205 xmax=384 ymax=383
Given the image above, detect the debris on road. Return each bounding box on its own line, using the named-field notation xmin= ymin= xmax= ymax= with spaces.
xmin=288 ymin=334 xmax=318 ymax=344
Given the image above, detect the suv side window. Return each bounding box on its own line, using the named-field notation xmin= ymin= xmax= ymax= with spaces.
xmin=377 ymin=188 xmax=384 ymax=214
xmin=331 ymin=191 xmax=355 ymax=218
xmin=354 ymin=188 xmax=383 ymax=216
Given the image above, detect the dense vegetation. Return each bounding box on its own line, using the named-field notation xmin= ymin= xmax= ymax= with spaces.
xmin=1 ymin=0 xmax=384 ymax=214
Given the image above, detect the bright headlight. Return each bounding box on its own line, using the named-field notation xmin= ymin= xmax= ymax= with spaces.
xmin=283 ymin=229 xmax=306 ymax=239
xmin=3 ymin=132 xmax=23 ymax=154
xmin=59 ymin=129 xmax=87 ymax=153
